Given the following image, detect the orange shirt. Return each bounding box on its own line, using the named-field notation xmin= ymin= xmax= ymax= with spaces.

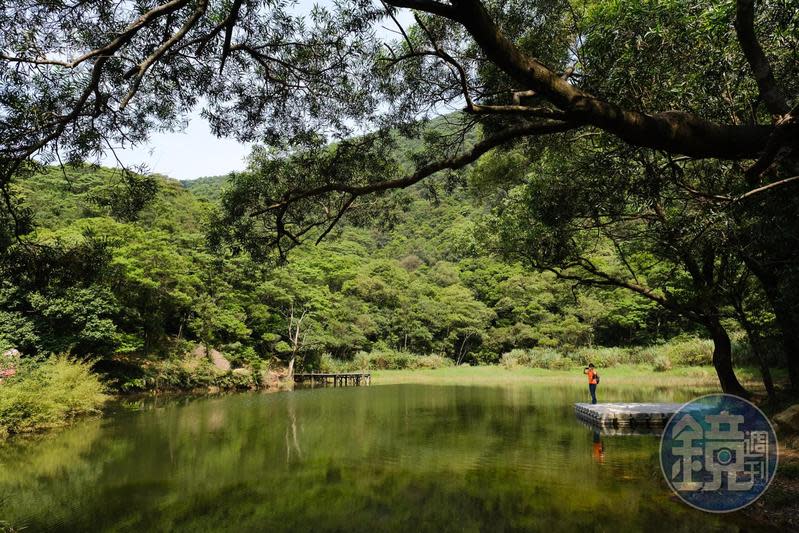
xmin=587 ymin=369 xmax=598 ymax=385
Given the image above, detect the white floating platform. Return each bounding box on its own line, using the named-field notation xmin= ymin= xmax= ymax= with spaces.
xmin=574 ymin=402 xmax=683 ymax=429
xmin=574 ymin=416 xmax=665 ymax=436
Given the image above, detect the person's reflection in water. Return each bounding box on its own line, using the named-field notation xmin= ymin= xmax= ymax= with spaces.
xmin=591 ymin=430 xmax=605 ymax=464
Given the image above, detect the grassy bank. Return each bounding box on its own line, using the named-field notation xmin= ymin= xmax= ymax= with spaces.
xmin=0 ymin=357 xmax=782 ymax=439
xmin=370 ymin=364 xmax=775 ymax=389
xmin=311 ymin=337 xmax=758 ymax=374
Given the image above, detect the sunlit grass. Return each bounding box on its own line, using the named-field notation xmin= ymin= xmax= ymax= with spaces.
xmin=372 ymin=364 xmax=773 ymax=389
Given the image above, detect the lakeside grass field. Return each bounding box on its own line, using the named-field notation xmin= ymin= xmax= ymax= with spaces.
xmin=371 ymin=364 xmax=776 ymax=390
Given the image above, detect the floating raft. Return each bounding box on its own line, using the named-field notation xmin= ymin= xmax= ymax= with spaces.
xmin=574 ymin=402 xmax=683 ymax=430
xmin=574 ymin=416 xmax=663 ymax=436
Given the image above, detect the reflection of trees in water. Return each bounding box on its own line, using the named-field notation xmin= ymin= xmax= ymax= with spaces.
xmin=0 ymin=419 xmax=102 ymax=481
xmin=0 ymin=419 xmax=130 ymax=529
xmin=0 ymin=386 xmax=737 ymax=531
xmin=285 ymin=397 xmax=302 ymax=464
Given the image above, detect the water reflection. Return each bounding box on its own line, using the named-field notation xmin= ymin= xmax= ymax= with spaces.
xmin=0 ymin=384 xmax=777 ymax=532
xmin=591 ymin=431 xmax=605 ymax=464
xmin=286 ymin=397 xmax=302 ymax=464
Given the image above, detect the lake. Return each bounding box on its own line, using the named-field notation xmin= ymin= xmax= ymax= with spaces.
xmin=0 ymin=383 xmax=777 ymax=531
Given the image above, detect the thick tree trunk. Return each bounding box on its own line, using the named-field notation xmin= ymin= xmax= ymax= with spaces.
xmin=706 ymin=318 xmax=749 ymax=397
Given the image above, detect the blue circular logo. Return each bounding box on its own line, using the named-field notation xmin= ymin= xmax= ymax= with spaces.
xmin=659 ymin=394 xmax=778 ymax=513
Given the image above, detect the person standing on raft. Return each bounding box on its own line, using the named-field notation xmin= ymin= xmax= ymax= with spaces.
xmin=583 ymin=363 xmax=599 ymax=404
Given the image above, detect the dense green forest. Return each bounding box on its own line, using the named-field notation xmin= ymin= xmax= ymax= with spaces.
xmin=1 ymin=0 xmax=797 ymax=403
xmin=1 ymin=158 xmax=736 ymax=393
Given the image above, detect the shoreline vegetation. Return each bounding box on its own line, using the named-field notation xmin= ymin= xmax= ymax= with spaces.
xmin=369 ymin=364 xmax=773 ymax=388
xmin=0 ymin=357 xmax=107 ymax=438
xmin=0 ymin=340 xmax=790 ymax=439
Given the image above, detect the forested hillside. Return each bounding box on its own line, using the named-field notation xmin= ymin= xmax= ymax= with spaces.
xmin=0 ymin=161 xmax=714 ymax=391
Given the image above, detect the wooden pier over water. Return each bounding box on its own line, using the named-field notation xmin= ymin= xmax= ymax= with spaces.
xmin=294 ymin=372 xmax=371 ymax=387
xmin=574 ymin=403 xmax=683 ymax=430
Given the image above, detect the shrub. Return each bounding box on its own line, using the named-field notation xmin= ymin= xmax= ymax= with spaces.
xmin=138 ymin=354 xmax=259 ymax=391
xmin=0 ymin=356 xmax=108 ymax=437
xmin=342 ymin=350 xmax=453 ymax=371
xmin=730 ymin=336 xmax=756 ymax=364
xmin=500 ymin=351 xmax=518 ymax=369
xmin=571 ymin=347 xmax=631 ymax=368
xmin=318 ymin=353 xmax=345 ymax=373
xmin=626 ymin=347 xmax=655 ymax=365
xmin=366 ymin=348 xmax=414 ymax=370
xmin=500 ymin=348 xmax=532 ymax=368
xmin=217 ymin=368 xmax=257 ymax=390
xmin=500 ymin=348 xmax=572 ymax=370
xmin=414 ymin=354 xmax=453 ymax=369
xmin=642 ymin=338 xmax=713 ymax=366
xmin=223 ymin=342 xmax=261 ymax=370
xmin=472 ymin=350 xmax=500 ymax=365
xmin=499 ymin=339 xmax=722 ymax=370
xmin=352 ymin=351 xmax=371 ymax=371
xmin=652 ymin=355 xmax=672 ymax=372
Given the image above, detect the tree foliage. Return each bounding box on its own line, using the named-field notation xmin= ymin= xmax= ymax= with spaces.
xmin=1 ymin=0 xmax=798 ymax=394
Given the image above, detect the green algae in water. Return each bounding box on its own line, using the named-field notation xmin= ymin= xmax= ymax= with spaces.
xmin=0 ymin=384 xmax=778 ymax=532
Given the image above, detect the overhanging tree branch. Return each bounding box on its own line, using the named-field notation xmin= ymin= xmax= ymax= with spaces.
xmin=734 ymin=0 xmax=790 ymax=116
xmin=0 ymin=0 xmax=191 ymax=70
xmin=744 ymin=103 xmax=799 ymax=182
xmin=219 ymin=0 xmax=245 ymax=72
xmin=121 ymin=0 xmax=210 ymax=109
xmin=255 ymin=119 xmax=578 ymax=213
xmin=388 ymin=0 xmax=773 ymax=159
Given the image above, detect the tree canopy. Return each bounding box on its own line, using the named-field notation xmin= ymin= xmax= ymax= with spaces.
xmin=1 ymin=0 xmax=798 ymax=395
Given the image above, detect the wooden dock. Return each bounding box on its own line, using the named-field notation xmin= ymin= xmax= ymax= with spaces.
xmin=293 ymin=372 xmax=371 ymax=387
xmin=574 ymin=402 xmax=683 ymax=430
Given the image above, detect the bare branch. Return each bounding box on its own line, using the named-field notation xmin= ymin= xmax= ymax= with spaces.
xmin=733 ymin=174 xmax=799 ymax=203
xmin=381 ymin=0 xmax=415 ymax=52
xmin=512 ymin=90 xmax=537 ymax=104
xmin=315 ymin=195 xmax=356 ymax=244
xmin=412 ymin=13 xmax=476 ymax=109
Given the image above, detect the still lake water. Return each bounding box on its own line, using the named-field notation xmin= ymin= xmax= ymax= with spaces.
xmin=0 ymin=383 xmax=777 ymax=532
